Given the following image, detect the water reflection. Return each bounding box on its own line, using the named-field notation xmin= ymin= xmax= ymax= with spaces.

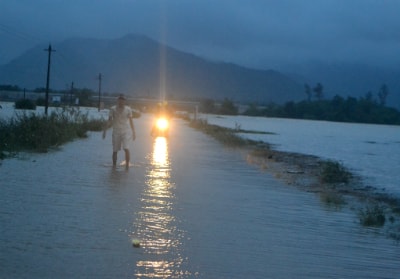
xmin=133 ymin=137 xmax=189 ymax=278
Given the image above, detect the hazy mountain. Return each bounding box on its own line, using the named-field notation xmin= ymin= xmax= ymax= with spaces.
xmin=2 ymin=34 xmax=399 ymax=109
xmin=0 ymin=34 xmax=304 ymax=104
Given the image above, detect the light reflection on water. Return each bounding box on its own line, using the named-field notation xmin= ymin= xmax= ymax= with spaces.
xmin=133 ymin=137 xmax=189 ymax=278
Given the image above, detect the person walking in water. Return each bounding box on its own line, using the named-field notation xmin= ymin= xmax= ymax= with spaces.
xmin=103 ymin=95 xmax=136 ymax=169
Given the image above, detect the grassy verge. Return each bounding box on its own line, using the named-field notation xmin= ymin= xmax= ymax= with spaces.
xmin=189 ymin=119 xmax=252 ymax=147
xmin=187 ymin=118 xmax=400 ymax=241
xmin=0 ymin=107 xmax=106 ymax=158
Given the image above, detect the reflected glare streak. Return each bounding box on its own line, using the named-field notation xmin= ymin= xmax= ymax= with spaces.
xmin=153 ymin=137 xmax=169 ymax=167
xmin=133 ymin=137 xmax=191 ymax=278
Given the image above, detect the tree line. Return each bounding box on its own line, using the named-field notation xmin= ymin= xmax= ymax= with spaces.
xmin=200 ymin=83 xmax=400 ymax=125
xmin=243 ymin=96 xmax=400 ymax=125
xmin=242 ymin=83 xmax=400 ymax=125
xmin=3 ymin=82 xmax=400 ymax=125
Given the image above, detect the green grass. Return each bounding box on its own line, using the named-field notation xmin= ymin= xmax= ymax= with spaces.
xmin=0 ymin=107 xmax=106 ymax=157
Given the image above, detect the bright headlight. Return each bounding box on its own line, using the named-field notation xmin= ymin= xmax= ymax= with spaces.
xmin=156 ymin=118 xmax=169 ymax=130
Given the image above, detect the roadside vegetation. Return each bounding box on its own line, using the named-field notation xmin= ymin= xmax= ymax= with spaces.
xmin=0 ymin=106 xmax=106 ymax=159
xmin=189 ymin=119 xmax=249 ymax=147
xmin=319 ymin=191 xmax=346 ymax=208
xmin=15 ymin=99 xmax=36 ymax=110
xmin=358 ymin=205 xmax=386 ymax=227
xmin=320 ymin=160 xmax=352 ymax=184
xmin=188 ymin=118 xmax=274 ymax=147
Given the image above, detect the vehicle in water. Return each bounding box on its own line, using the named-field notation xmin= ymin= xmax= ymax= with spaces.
xmin=151 ymin=102 xmax=172 ymax=137
xmin=151 ymin=116 xmax=170 ymax=137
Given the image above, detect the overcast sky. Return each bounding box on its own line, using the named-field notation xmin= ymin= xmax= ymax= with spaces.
xmin=1 ymin=0 xmax=400 ymax=70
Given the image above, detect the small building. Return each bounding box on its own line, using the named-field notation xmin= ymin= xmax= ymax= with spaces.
xmin=51 ymin=95 xmax=61 ymax=104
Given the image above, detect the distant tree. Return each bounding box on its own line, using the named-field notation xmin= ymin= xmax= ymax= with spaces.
xmin=365 ymin=91 xmax=374 ymax=103
xmin=244 ymin=103 xmax=261 ymax=116
xmin=200 ymin=98 xmax=216 ymax=113
xmin=33 ymin=87 xmax=47 ymax=93
xmin=0 ymin=84 xmax=21 ymax=91
xmin=283 ymin=101 xmax=296 ymax=117
xmin=15 ymin=99 xmax=36 ymax=110
xmin=328 ymin=95 xmax=346 ymax=121
xmin=378 ymin=84 xmax=389 ymax=106
xmin=304 ymin=83 xmax=312 ymax=101
xmin=313 ymin=83 xmax=324 ymax=100
xmin=218 ymin=98 xmax=238 ymax=115
xmin=36 ymin=98 xmax=46 ymax=106
xmin=239 ymin=94 xmax=400 ymax=125
xmin=75 ymin=88 xmax=95 ymax=106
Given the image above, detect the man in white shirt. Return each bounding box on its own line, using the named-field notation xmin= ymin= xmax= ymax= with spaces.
xmin=103 ymin=95 xmax=136 ymax=169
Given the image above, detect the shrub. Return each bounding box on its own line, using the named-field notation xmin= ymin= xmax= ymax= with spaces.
xmin=36 ymin=98 xmax=46 ymax=106
xmin=320 ymin=161 xmax=352 ymax=183
xmin=15 ymin=99 xmax=36 ymax=110
xmin=358 ymin=205 xmax=386 ymax=227
xmin=0 ymin=108 xmax=106 ymax=156
xmin=320 ymin=191 xmax=346 ymax=207
xmin=189 ymin=119 xmax=247 ymax=147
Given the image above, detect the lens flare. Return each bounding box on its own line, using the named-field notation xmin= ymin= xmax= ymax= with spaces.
xmin=156 ymin=118 xmax=169 ymax=131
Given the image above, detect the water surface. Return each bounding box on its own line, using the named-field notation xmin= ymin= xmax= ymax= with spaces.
xmin=204 ymin=115 xmax=400 ymax=196
xmin=0 ymin=114 xmax=399 ymax=278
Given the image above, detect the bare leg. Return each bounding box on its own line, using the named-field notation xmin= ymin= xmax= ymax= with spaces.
xmin=112 ymin=152 xmax=117 ymax=167
xmin=124 ymin=149 xmax=130 ymax=170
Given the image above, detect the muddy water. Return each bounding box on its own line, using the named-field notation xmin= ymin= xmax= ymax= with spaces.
xmin=0 ymin=115 xmax=399 ymax=278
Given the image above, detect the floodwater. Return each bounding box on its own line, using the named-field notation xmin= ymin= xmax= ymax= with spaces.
xmin=0 ymin=113 xmax=399 ymax=278
xmin=204 ymin=115 xmax=400 ymax=196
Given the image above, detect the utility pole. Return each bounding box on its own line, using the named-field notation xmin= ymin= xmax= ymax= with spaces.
xmin=70 ymin=82 xmax=74 ymax=106
xmin=44 ymin=44 xmax=56 ymax=115
xmin=97 ymin=73 xmax=102 ymax=111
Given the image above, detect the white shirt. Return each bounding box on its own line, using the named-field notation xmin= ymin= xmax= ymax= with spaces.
xmin=109 ymin=105 xmax=132 ymax=135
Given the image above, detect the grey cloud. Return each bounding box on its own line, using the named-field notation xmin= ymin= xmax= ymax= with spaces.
xmin=1 ymin=0 xmax=400 ymax=68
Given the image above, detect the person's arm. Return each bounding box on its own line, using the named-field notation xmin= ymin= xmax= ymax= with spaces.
xmin=129 ymin=117 xmax=136 ymax=140
xmin=102 ymin=115 xmax=112 ymax=139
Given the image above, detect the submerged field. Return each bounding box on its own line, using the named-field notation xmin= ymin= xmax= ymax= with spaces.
xmin=1 ymin=114 xmax=399 ymax=278
xmin=187 ymin=115 xmax=400 ymax=241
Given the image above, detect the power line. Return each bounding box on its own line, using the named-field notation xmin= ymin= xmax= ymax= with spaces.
xmin=0 ymin=22 xmax=45 ymax=64
xmin=0 ymin=22 xmax=42 ymax=44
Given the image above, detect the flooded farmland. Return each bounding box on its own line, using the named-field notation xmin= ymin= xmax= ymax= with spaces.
xmin=0 ymin=113 xmax=399 ymax=278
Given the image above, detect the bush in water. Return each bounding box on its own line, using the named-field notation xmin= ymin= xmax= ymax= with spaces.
xmin=320 ymin=161 xmax=352 ymax=184
xmin=358 ymin=205 xmax=386 ymax=227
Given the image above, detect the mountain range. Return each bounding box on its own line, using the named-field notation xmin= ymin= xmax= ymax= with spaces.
xmin=0 ymin=34 xmax=304 ymax=104
xmin=0 ymin=33 xmax=399 ymax=108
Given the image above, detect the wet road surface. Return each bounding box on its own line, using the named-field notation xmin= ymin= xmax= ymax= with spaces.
xmin=0 ymin=114 xmax=399 ymax=278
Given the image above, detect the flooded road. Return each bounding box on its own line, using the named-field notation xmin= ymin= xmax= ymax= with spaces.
xmin=0 ymin=114 xmax=399 ymax=278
